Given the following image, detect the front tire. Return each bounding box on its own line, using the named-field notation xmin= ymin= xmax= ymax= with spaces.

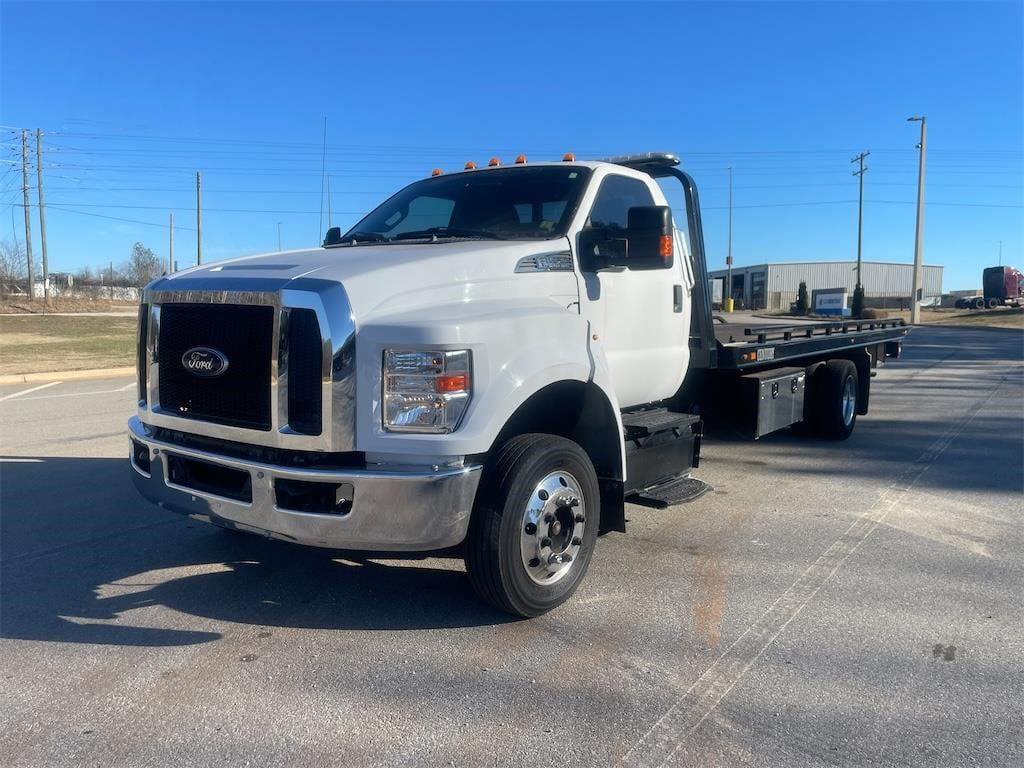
xmin=465 ymin=434 xmax=600 ymax=617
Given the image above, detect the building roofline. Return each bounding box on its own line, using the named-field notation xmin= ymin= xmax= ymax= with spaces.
xmin=707 ymin=260 xmax=943 ymax=272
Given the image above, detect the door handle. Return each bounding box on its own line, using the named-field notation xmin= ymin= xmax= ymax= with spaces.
xmin=673 ymin=285 xmax=683 ymax=313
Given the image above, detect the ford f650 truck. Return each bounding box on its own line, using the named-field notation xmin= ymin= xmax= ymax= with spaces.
xmin=128 ymin=152 xmax=907 ymax=617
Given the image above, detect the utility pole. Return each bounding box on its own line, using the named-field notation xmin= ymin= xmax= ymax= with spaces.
xmin=277 ymin=221 xmax=282 ymax=251
xmin=196 ymin=171 xmax=203 ymax=265
xmin=36 ymin=129 xmax=49 ymax=305
xmin=319 ymin=116 xmax=327 ymax=241
xmin=109 ymin=260 xmax=114 ymax=301
xmin=908 ymin=116 xmax=927 ymax=324
xmin=726 ymin=166 xmax=733 ymax=308
xmin=851 ymin=151 xmax=870 ymax=294
xmin=20 ymin=129 xmax=34 ymax=302
xmin=169 ymin=212 xmax=174 ymax=273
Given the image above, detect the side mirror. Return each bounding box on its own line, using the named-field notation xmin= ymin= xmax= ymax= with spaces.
xmin=625 ymin=205 xmax=673 ymax=270
xmin=323 ymin=227 xmax=342 ymax=247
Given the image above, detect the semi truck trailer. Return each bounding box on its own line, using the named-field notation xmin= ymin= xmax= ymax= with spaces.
xmin=128 ymin=152 xmax=908 ymax=617
xmin=956 ymin=266 xmax=1023 ymax=309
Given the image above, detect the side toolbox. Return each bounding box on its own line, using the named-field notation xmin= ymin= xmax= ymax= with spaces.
xmin=740 ymin=367 xmax=806 ymax=439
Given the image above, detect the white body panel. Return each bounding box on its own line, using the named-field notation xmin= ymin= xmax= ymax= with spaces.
xmin=569 ymin=165 xmax=692 ymax=407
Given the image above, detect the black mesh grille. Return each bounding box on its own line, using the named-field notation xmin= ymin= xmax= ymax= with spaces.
xmin=286 ymin=308 xmax=323 ymax=435
xmin=158 ymin=303 xmax=274 ymax=431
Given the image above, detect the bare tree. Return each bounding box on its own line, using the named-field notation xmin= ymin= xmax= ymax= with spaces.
xmin=0 ymin=239 xmax=27 ymax=282
xmin=123 ymin=242 xmax=162 ymax=286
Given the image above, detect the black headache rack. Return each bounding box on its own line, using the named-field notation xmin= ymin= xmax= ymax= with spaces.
xmin=607 ymin=152 xmax=909 ymax=372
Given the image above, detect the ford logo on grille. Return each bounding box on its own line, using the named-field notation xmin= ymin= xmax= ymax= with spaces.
xmin=181 ymin=347 xmax=229 ymax=377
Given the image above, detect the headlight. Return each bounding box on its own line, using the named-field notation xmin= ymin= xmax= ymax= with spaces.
xmin=383 ymin=349 xmax=472 ymax=433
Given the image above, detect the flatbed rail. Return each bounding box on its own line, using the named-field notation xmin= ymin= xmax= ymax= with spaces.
xmin=726 ymin=318 xmax=907 ymax=345
xmin=713 ymin=318 xmax=908 ymax=369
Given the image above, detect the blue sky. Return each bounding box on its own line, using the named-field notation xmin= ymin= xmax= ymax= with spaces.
xmin=1 ymin=0 xmax=1021 ymax=290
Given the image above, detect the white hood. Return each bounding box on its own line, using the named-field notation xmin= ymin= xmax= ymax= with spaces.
xmin=156 ymin=239 xmax=575 ymax=322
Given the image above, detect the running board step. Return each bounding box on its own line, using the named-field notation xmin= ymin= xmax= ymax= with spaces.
xmin=629 ymin=476 xmax=712 ymax=509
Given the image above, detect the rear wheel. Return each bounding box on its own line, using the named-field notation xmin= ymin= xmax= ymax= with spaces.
xmin=987 ymin=298 xmax=999 ymax=309
xmin=807 ymin=360 xmax=859 ymax=440
xmin=973 ymin=297 xmax=986 ymax=310
xmin=465 ymin=434 xmax=600 ymax=617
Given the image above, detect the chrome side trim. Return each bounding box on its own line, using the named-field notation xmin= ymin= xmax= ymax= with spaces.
xmin=515 ymin=250 xmax=574 ymax=273
xmin=140 ymin=278 xmax=356 ymax=452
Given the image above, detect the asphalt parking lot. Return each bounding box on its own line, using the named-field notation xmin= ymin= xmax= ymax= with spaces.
xmin=1 ymin=325 xmax=1022 ymax=768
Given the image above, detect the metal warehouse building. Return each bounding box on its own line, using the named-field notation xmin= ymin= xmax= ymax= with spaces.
xmin=707 ymin=261 xmax=944 ymax=311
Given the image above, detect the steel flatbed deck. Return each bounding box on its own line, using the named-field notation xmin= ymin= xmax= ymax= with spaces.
xmin=712 ymin=318 xmax=909 ymax=370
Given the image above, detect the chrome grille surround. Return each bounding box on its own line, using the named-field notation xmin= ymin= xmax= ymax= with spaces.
xmin=139 ymin=277 xmax=356 ymax=452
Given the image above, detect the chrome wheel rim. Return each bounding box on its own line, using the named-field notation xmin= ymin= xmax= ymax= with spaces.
xmin=520 ymin=471 xmax=585 ymax=585
xmin=841 ymin=376 xmax=856 ymax=426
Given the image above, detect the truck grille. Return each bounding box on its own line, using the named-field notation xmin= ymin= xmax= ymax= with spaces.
xmin=158 ymin=303 xmax=275 ymax=431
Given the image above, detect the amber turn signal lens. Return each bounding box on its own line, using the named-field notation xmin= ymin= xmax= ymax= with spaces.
xmin=514 ymin=154 xmax=527 ymax=164
xmin=436 ymin=373 xmax=470 ymax=393
xmin=431 ymin=168 xmax=443 ymax=177
xmin=659 ymin=234 xmax=673 ymax=260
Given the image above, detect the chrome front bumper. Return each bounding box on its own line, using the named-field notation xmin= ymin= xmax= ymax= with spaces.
xmin=128 ymin=417 xmax=482 ymax=551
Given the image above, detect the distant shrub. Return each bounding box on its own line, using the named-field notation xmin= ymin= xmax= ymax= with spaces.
xmin=796 ymin=281 xmax=809 ymax=314
xmin=860 ymin=308 xmax=888 ymax=320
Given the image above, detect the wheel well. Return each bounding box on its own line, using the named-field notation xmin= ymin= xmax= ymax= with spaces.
xmin=490 ymin=380 xmax=625 ymax=534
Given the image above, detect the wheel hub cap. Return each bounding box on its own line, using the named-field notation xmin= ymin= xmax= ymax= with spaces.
xmin=520 ymin=471 xmax=585 ymax=585
xmin=842 ymin=376 xmax=856 ymax=426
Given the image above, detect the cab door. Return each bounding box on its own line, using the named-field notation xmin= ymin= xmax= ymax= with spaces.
xmin=576 ymin=173 xmax=690 ymax=408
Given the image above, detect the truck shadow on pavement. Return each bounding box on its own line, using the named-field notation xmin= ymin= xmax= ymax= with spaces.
xmin=0 ymin=457 xmax=515 ymax=648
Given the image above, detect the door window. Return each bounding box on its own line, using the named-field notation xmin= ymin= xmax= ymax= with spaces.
xmin=586 ymin=175 xmax=656 ymax=233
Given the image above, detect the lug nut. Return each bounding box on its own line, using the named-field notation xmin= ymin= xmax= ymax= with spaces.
xmin=575 ymin=514 xmax=585 ymax=523
xmin=572 ymin=537 xmax=582 ymax=546
xmin=524 ymin=522 xmax=537 ymax=535
xmin=548 ymin=553 xmax=573 ymax=565
xmin=543 ymin=514 xmax=554 ymax=523
xmin=541 ymin=537 xmax=551 ymax=548
xmin=528 ymin=557 xmax=540 ymax=568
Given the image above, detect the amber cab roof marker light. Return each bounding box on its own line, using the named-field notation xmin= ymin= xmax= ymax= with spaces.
xmin=464 ymin=161 xmax=477 ymax=170
xmin=514 ymin=154 xmax=527 ymax=164
xmin=431 ymin=168 xmax=443 ymax=177
xmin=488 ymin=157 xmax=501 ymax=167
xmin=562 ymin=152 xmax=575 ymax=162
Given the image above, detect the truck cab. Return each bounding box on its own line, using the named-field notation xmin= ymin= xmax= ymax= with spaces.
xmin=128 ymin=152 xmax=906 ymax=617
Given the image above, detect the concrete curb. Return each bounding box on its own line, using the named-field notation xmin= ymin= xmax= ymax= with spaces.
xmin=0 ymin=367 xmax=135 ymax=385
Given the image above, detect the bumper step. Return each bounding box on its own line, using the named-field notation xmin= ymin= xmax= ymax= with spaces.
xmin=629 ymin=475 xmax=712 ymax=509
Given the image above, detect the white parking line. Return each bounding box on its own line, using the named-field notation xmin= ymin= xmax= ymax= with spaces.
xmin=0 ymin=381 xmax=62 ymax=402
xmin=118 ymin=382 xmax=136 ymax=391
xmin=13 ymin=387 xmax=135 ymax=402
xmin=618 ymin=377 xmax=1004 ymax=768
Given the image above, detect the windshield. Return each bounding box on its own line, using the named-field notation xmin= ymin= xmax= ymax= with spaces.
xmin=343 ymin=166 xmax=592 ymax=242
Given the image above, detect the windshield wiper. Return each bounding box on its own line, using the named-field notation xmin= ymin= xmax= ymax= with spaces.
xmin=391 ymin=227 xmax=507 ymax=241
xmin=340 ymin=231 xmax=389 ymax=244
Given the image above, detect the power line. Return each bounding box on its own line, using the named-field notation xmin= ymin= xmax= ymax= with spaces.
xmin=41 ymin=203 xmax=197 ymax=230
